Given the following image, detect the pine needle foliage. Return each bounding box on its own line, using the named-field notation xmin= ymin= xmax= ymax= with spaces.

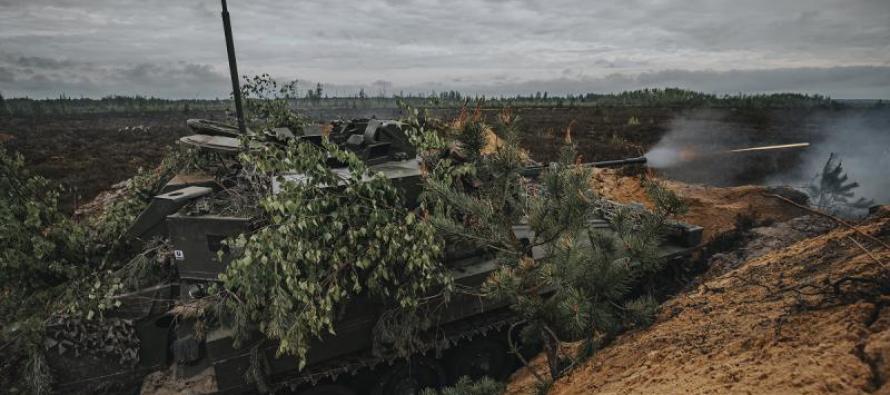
xmin=419 ymin=376 xmax=505 ymax=395
xmin=411 ymin=110 xmax=683 ymax=380
xmin=418 ymin=107 xmax=530 ymax=257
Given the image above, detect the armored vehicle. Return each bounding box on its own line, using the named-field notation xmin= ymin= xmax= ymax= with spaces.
xmin=92 ymin=117 xmax=703 ymax=395
xmin=37 ymin=3 xmax=704 ymax=392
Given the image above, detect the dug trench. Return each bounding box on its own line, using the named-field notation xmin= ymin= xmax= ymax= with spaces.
xmin=6 ymin=105 xmax=888 ymax=393
xmin=136 ymin=166 xmax=838 ymax=395
xmin=506 ymin=171 xmax=890 ymax=395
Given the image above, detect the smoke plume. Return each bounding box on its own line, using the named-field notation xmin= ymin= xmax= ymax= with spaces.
xmin=769 ymin=110 xmax=890 ymax=205
xmin=645 ymin=107 xmax=889 ymax=206
xmin=644 ymin=110 xmax=765 ymax=186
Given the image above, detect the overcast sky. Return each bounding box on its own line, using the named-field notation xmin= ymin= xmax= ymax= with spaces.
xmin=1 ymin=0 xmax=889 ymax=99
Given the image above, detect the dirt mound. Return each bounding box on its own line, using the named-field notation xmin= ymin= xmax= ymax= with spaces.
xmin=591 ymin=168 xmax=807 ymax=243
xmin=140 ymin=367 xmax=217 ymax=395
xmin=515 ymin=206 xmax=890 ymax=395
xmin=705 ymin=215 xmax=836 ymax=278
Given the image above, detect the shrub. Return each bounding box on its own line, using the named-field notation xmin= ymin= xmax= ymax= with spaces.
xmin=415 ymin=109 xmax=684 ymax=380
xmin=420 ymin=376 xmax=504 ymax=395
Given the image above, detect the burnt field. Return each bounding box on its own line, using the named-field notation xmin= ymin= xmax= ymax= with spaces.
xmin=1 ymin=105 xmax=887 ymax=212
xmin=0 ymin=110 xmax=228 ymax=211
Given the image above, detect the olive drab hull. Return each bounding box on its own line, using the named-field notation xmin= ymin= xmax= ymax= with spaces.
xmin=51 ymin=118 xmax=702 ymax=394
xmin=162 ymin=119 xmax=701 ymax=394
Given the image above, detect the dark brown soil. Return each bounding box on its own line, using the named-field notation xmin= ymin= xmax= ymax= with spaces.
xmin=1 ymin=105 xmax=883 ymax=213
xmin=0 ymin=110 xmax=226 ymax=212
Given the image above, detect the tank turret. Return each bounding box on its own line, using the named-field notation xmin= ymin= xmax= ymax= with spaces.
xmin=118 ymin=118 xmax=702 ymax=394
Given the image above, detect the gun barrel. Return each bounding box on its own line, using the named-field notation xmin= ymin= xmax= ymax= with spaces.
xmin=589 ymin=156 xmax=647 ymax=167
xmin=521 ymin=156 xmax=647 ymax=177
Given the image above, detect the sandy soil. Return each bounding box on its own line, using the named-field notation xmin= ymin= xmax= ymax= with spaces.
xmin=508 ymin=203 xmax=890 ymax=395
xmin=591 ymin=168 xmax=807 ymax=243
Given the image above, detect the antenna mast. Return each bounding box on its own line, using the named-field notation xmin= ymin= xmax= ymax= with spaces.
xmin=221 ymin=0 xmax=246 ymax=133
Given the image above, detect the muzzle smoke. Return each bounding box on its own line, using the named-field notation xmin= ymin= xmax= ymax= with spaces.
xmin=643 ymin=110 xmax=775 ymax=185
xmin=645 ymin=108 xmax=889 ymax=206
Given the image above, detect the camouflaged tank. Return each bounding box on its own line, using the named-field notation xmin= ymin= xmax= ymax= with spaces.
xmin=70 ymin=118 xmax=703 ymax=395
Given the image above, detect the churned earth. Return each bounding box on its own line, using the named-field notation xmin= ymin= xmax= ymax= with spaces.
xmin=507 ymin=172 xmax=890 ymax=395
xmin=590 ymin=168 xmax=809 ymax=243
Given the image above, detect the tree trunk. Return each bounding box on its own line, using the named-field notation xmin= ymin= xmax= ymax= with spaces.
xmin=542 ymin=331 xmax=560 ymax=380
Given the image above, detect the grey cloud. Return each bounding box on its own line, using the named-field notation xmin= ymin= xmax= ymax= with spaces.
xmin=429 ymin=67 xmax=890 ymax=99
xmin=0 ymin=66 xmax=14 ymax=82
xmin=631 ymin=67 xmax=890 ymax=98
xmin=14 ymin=56 xmax=78 ymax=69
xmin=1 ymin=0 xmax=889 ymax=98
xmin=0 ymin=54 xmax=229 ymax=98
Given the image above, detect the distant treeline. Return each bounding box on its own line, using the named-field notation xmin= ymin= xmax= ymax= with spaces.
xmin=0 ymin=95 xmax=230 ymax=117
xmin=0 ymin=88 xmax=882 ymax=117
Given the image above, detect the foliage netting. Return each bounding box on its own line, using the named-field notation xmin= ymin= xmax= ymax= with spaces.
xmin=0 ymin=144 xmax=205 ymax=393
xmin=408 ymin=106 xmax=687 ymax=380
xmin=218 ymin=137 xmax=452 ymax=366
xmin=2 ymin=73 xmax=699 ymax=392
